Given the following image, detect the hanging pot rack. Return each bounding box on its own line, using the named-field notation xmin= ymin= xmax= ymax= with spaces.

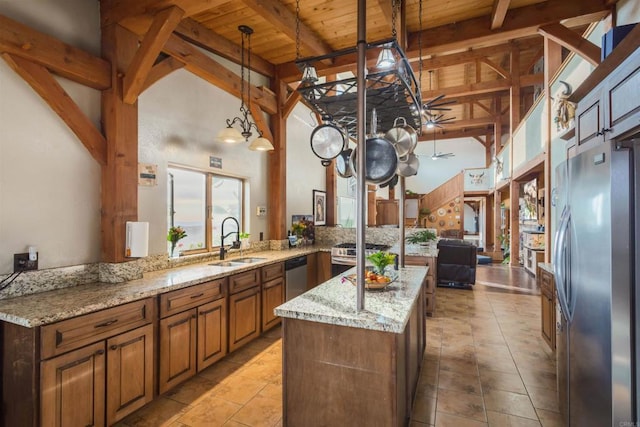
xmin=295 ymin=38 xmax=422 ymax=138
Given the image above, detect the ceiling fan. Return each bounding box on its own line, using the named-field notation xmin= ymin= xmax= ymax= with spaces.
xmin=422 ymin=71 xmax=456 ymax=129
xmin=430 ymin=131 xmax=454 ymax=160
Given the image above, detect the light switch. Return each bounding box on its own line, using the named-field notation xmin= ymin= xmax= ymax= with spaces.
xmin=257 ymin=206 xmax=267 ymax=216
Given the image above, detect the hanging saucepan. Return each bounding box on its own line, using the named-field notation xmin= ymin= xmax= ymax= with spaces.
xmin=335 ymin=148 xmax=353 ymax=178
xmin=310 ymin=116 xmax=346 ymax=161
xmin=385 ymin=117 xmax=417 ymax=158
xmin=397 ymin=153 xmax=420 ymax=177
xmin=379 ymin=174 xmax=399 ymax=188
xmin=350 ymin=137 xmax=398 ymax=184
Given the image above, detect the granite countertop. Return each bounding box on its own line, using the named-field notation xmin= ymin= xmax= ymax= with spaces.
xmin=275 ymin=266 xmax=428 ymax=334
xmin=538 ymin=262 xmax=554 ymax=274
xmin=0 ymin=246 xmax=331 ymax=328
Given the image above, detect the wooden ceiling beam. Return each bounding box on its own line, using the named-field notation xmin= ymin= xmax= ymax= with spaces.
xmin=163 ymin=34 xmax=277 ymax=114
xmin=0 ymin=14 xmax=111 ymax=90
xmin=248 ymin=101 xmax=273 ymax=142
xmin=2 ymin=53 xmax=107 ymax=165
xmin=239 ymin=0 xmax=333 ymax=58
xmin=538 ymin=23 xmax=601 ymax=66
xmin=123 ymin=6 xmax=185 ymax=104
xmin=491 ymin=0 xmax=511 ymax=30
xmin=175 ymin=18 xmax=275 ymax=78
xmin=101 ymin=0 xmax=228 ymax=27
xmin=406 ymin=0 xmax=609 ymax=56
xmin=421 ymin=73 xmax=542 ymax=99
xmin=418 ymin=128 xmax=491 ymax=141
xmin=479 ymin=57 xmax=510 ymax=78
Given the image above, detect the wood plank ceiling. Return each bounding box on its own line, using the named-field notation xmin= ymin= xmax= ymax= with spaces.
xmin=105 ymin=0 xmax=611 ymax=142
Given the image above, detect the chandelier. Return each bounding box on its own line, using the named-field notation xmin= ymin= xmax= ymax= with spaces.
xmin=215 ymin=25 xmax=273 ymax=151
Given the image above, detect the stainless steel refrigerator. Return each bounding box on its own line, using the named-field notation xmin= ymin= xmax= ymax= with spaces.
xmin=553 ymin=138 xmax=639 ymax=426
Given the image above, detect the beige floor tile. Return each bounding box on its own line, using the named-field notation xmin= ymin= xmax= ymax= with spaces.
xmin=415 ymin=379 xmax=438 ymax=399
xmin=235 ymin=358 xmax=282 ymax=383
xmin=487 ymin=411 xmax=542 ymax=426
xmin=230 ymin=395 xmax=282 ymax=427
xmin=164 ymin=375 xmax=217 ymax=405
xmin=525 ymin=385 xmax=560 ymax=413
xmin=115 ymin=396 xmax=188 ymax=427
xmin=258 ymin=383 xmax=282 ymax=401
xmin=177 ymin=395 xmax=241 ymax=427
xmin=210 ymin=374 xmax=268 ymax=405
xmin=438 ymin=370 xmax=482 ymax=395
xmin=197 ymin=359 xmax=244 ymax=383
xmin=435 ymin=412 xmax=489 ymax=427
xmin=436 ymin=388 xmax=486 ymax=422
xmin=518 ymin=368 xmax=557 ymax=391
xmin=535 ymin=409 xmax=565 ymax=427
xmin=479 ymin=369 xmax=527 ymax=394
xmin=439 ymin=357 xmax=479 ymax=376
xmin=483 ymin=389 xmax=538 ymax=420
xmin=221 ymin=421 xmax=248 ymax=427
xmin=412 ymin=394 xmax=437 ymax=425
xmin=410 ymin=421 xmax=433 ymax=427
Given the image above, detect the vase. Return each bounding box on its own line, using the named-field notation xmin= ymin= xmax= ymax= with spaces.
xmin=171 ymin=245 xmax=180 ymax=258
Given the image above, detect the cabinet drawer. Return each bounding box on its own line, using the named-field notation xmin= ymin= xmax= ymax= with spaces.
xmin=425 ymin=276 xmax=435 ymax=294
xmin=262 ymin=262 xmax=284 ymax=282
xmin=229 ymin=269 xmax=260 ymax=294
xmin=41 ymin=298 xmax=153 ymax=359
xmin=425 ymin=293 xmax=435 ymax=316
xmin=405 ymin=255 xmax=427 ymax=266
xmin=160 ymin=279 xmax=226 ymax=318
xmin=539 ymin=270 xmax=553 ymax=296
xmin=425 ymin=256 xmax=436 ymax=277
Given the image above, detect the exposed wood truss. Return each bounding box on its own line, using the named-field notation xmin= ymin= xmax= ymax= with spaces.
xmin=538 ymin=23 xmax=601 ymax=66
xmin=1 ymin=53 xmax=107 ymax=165
xmin=0 ymin=14 xmax=111 ymax=90
xmin=421 ymin=74 xmax=542 ymax=99
xmin=491 ymin=0 xmax=511 ymax=30
xmin=140 ymin=56 xmax=186 ymax=92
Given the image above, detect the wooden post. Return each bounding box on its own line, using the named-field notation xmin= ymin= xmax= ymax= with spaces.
xmin=508 ymin=45 xmax=521 ymax=266
xmin=493 ymin=190 xmax=502 ymax=258
xmin=509 ymin=180 xmax=520 ymax=266
xmin=326 ymin=163 xmax=336 ymax=226
xmin=100 ymin=18 xmax=139 ymax=263
xmin=269 ymin=76 xmax=287 ymax=240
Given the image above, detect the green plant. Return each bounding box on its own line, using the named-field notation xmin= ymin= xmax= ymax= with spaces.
xmin=239 ymin=232 xmax=250 ymax=239
xmin=167 ymin=226 xmax=187 ymax=245
xmin=291 ymin=222 xmax=306 ymax=237
xmin=366 ymin=251 xmax=396 ymax=275
xmin=406 ymin=229 xmax=437 ymax=244
xmin=419 ymin=208 xmax=431 ymax=216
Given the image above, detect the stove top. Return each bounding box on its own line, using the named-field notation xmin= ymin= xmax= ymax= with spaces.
xmin=331 ymin=243 xmax=391 ymax=259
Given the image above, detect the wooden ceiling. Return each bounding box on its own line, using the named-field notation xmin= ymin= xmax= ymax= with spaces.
xmin=102 ymin=0 xmax=613 ymax=140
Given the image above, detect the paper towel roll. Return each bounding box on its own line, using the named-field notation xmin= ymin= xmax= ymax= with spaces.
xmin=126 ymin=221 xmax=149 ymax=257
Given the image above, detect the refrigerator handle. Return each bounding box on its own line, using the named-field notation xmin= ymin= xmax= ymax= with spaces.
xmin=553 ymin=205 xmax=572 ymax=321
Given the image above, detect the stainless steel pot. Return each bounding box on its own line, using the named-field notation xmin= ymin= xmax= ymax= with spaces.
xmin=350 ymin=136 xmax=398 ymax=184
xmin=397 ymin=153 xmax=419 ymax=177
xmin=385 ymin=117 xmax=417 ymax=158
xmin=310 ymin=123 xmax=345 ymax=160
xmin=335 ymin=149 xmax=353 ymax=178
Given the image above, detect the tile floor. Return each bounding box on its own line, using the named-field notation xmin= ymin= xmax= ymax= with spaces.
xmin=116 ymin=266 xmax=564 ymax=427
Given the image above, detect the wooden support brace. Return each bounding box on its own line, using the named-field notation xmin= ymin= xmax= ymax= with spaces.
xmin=538 ymin=23 xmax=601 ymax=67
xmin=141 ymin=56 xmax=185 ymax=93
xmin=248 ymin=102 xmax=274 ymax=143
xmin=2 ymin=53 xmax=107 ymax=165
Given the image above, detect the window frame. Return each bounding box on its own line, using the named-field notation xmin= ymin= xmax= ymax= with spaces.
xmin=168 ymin=164 xmax=245 ymax=256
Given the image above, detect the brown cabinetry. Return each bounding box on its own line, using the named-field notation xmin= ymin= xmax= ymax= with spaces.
xmin=317 ymin=251 xmax=332 ymax=282
xmin=229 ymin=269 xmax=261 ymax=352
xmin=405 ymin=254 xmax=437 ymax=316
xmin=262 ymin=263 xmax=284 ymax=332
xmin=538 ymin=266 xmax=556 ymax=350
xmin=376 ymin=199 xmax=399 ymax=225
xmin=575 ymin=49 xmax=640 ymax=152
xmin=159 ymin=279 xmax=227 ymax=393
xmin=40 ymin=299 xmax=155 ymax=426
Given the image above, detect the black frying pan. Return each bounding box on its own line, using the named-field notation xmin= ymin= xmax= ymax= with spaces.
xmin=335 ymin=149 xmax=353 ymax=178
xmin=350 ymin=136 xmax=398 ymax=185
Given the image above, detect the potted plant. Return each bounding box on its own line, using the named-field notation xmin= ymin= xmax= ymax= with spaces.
xmin=239 ymin=232 xmax=250 ymax=249
xmin=406 ymin=229 xmax=437 ymax=245
xmin=167 ymin=226 xmax=187 ymax=258
xmin=366 ymin=251 xmax=396 ymax=275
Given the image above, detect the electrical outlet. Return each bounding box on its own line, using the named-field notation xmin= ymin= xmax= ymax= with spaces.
xmin=14 ymin=253 xmax=38 ymax=272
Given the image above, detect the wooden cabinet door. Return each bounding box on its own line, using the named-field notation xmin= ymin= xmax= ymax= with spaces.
xmin=197 ymin=299 xmax=227 ymax=371
xmin=41 ymin=341 xmax=106 ymax=427
xmin=575 ymin=85 xmax=603 ymax=148
xmin=159 ymin=309 xmax=197 ymax=394
xmin=106 ymin=324 xmax=154 ymax=425
xmin=229 ymin=286 xmax=261 ymax=352
xmin=306 ymin=253 xmax=318 ymax=290
xmin=262 ymin=278 xmax=283 ymax=331
xmin=541 ymin=291 xmax=554 ymax=349
xmin=317 ymin=251 xmax=332 ymax=282
xmin=604 ymin=50 xmax=640 ymax=140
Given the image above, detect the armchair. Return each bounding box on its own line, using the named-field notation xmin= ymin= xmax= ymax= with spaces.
xmin=437 ymin=239 xmax=477 ymax=288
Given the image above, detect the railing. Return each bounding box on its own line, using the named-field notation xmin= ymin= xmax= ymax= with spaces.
xmin=512 ymin=94 xmax=546 ymax=171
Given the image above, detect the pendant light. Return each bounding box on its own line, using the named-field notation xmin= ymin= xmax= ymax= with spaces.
xmin=215 ymin=25 xmax=273 ymax=151
xmin=295 ymin=0 xmax=318 ymax=85
xmin=376 ymin=0 xmax=397 ymax=69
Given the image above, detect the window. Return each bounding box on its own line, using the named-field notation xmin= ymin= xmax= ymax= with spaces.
xmin=168 ymin=166 xmax=244 ymax=255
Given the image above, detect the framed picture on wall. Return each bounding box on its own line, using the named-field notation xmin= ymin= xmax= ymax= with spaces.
xmin=313 ymin=190 xmax=326 ymax=225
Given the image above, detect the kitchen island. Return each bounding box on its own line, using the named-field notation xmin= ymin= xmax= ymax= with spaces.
xmin=275 ymin=266 xmax=428 ymax=427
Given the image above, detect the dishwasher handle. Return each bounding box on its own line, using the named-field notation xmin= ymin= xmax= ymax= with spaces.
xmin=285 ymin=255 xmax=308 ymax=270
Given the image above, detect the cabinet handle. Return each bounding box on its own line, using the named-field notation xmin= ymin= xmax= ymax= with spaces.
xmin=110 ymin=345 xmax=118 ymax=351
xmin=190 ymin=293 xmax=205 ymax=299
xmin=596 ymin=127 xmax=612 ymax=136
xmin=95 ymin=350 xmax=105 ymax=355
xmin=94 ymin=319 xmax=118 ymax=328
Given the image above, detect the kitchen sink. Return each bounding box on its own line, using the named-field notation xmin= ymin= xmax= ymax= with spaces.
xmin=230 ymin=257 xmax=267 ymax=263
xmin=208 ymin=261 xmax=237 ymax=267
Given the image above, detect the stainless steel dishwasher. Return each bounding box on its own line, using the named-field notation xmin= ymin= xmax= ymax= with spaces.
xmin=285 ymin=255 xmax=308 ymax=301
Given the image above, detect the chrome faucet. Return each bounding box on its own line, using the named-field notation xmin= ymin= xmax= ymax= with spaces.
xmin=220 ymin=216 xmax=241 ymax=260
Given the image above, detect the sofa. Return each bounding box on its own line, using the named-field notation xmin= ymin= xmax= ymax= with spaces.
xmin=437 ymin=239 xmax=477 ymax=288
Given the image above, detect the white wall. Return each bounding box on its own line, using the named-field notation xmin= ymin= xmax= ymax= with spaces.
xmin=285 ymin=103 xmax=324 ymax=226
xmin=0 ymin=0 xmax=102 ymax=273
xmin=404 ymin=137 xmax=487 ymax=194
xmin=617 ymin=0 xmax=640 ymax=24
